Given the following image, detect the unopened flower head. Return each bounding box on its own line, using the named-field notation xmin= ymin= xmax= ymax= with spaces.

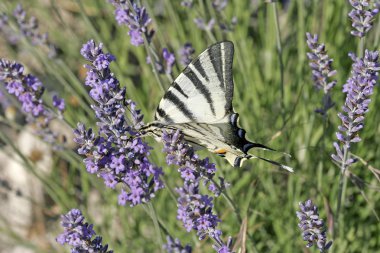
xmin=13 ymin=4 xmax=57 ymax=57
xmin=332 ymin=50 xmax=380 ymax=169
xmin=212 ymin=0 xmax=228 ymax=12
xmin=162 ymin=130 xmax=231 ymax=248
xmin=74 ymin=40 xmax=164 ymax=207
xmin=348 ymin=0 xmax=380 ymax=37
xmin=194 ymin=18 xmax=215 ymax=31
xmin=163 ymin=236 xmax=192 ymax=253
xmin=0 ymin=59 xmax=65 ymax=144
xmin=306 ymin=33 xmax=337 ymax=94
xmin=181 ymin=0 xmax=194 ymax=8
xmin=162 ymin=48 xmax=176 ymax=75
xmin=297 ymin=200 xmax=332 ymax=252
xmin=109 ymin=0 xmax=153 ymax=46
xmin=212 ymin=236 xmax=234 ymax=253
xmin=179 ymin=43 xmax=195 ymax=67
xmin=56 ymin=209 xmax=113 ymax=253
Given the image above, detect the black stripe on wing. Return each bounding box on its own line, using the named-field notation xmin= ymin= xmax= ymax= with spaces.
xmin=172 ymin=82 xmax=189 ymax=98
xmin=222 ymin=43 xmax=234 ymax=112
xmin=192 ymin=59 xmax=209 ymax=82
xmin=207 ymin=42 xmax=234 ymax=113
xmin=183 ymin=68 xmax=216 ymax=116
xmin=208 ymin=43 xmax=224 ymax=89
xmin=156 ymin=107 xmax=174 ymax=123
xmin=156 ymin=91 xmax=195 ymax=121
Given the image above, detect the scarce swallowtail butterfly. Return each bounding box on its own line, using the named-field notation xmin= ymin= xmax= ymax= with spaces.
xmin=141 ymin=41 xmax=293 ymax=172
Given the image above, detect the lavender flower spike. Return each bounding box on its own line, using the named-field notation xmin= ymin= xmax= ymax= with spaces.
xmin=297 ymin=200 xmax=332 ymax=252
xmin=163 ymin=236 xmax=192 ymax=253
xmin=212 ymin=0 xmax=228 ymax=12
xmin=162 ymin=130 xmax=232 ymax=251
xmin=13 ymin=4 xmax=57 ymax=57
xmin=348 ymin=0 xmax=380 ymax=37
xmin=0 ymin=59 xmax=65 ymax=144
xmin=179 ymin=43 xmax=195 ymax=67
xmin=56 ymin=209 xmax=113 ymax=253
xmin=162 ymin=48 xmax=176 ymax=75
xmin=109 ymin=1 xmax=153 ymax=46
xmin=332 ymin=50 xmax=380 ymax=170
xmin=306 ymin=33 xmax=337 ymax=94
xmin=75 ymin=40 xmax=164 ymax=207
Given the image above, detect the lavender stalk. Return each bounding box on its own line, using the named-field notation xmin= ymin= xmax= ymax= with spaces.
xmin=57 ymin=209 xmax=113 ymax=253
xmin=74 ymin=40 xmax=164 ymax=207
xmin=297 ymin=200 xmax=332 ymax=252
xmin=162 ymin=130 xmax=234 ymax=252
xmin=331 ymin=50 xmax=380 ymax=235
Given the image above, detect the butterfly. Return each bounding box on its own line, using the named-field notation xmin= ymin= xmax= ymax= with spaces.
xmin=141 ymin=41 xmax=292 ymax=172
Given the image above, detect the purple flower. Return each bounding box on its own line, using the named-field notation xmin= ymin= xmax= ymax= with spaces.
xmin=332 ymin=50 xmax=380 ymax=170
xmin=348 ymin=0 xmax=379 ymax=37
xmin=181 ymin=0 xmax=194 ymax=8
xmin=0 ymin=59 xmax=47 ymax=117
xmin=179 ymin=43 xmax=195 ymax=67
xmin=306 ymin=33 xmax=337 ymax=114
xmin=163 ymin=48 xmax=175 ymax=75
xmin=194 ymin=18 xmax=215 ymax=31
xmin=56 ymin=209 xmax=113 ymax=253
xmin=296 ymin=200 xmax=332 ymax=252
xmin=0 ymin=59 xmax=65 ymax=144
xmin=52 ymin=95 xmax=65 ymax=112
xmin=109 ymin=1 xmax=153 ymax=46
xmin=74 ymin=40 xmax=164 ymax=207
xmin=212 ymin=236 xmax=234 ymax=253
xmin=0 ymin=13 xmax=20 ymax=45
xmin=13 ymin=4 xmax=57 ymax=57
xmin=163 ymin=236 xmax=192 ymax=253
xmin=212 ymin=0 xmax=228 ymax=12
xmin=306 ymin=33 xmax=337 ymax=94
xmin=162 ymin=130 xmax=231 ymax=248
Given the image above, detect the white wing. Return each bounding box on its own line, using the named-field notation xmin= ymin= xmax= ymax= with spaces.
xmin=155 ymin=41 xmax=234 ymax=124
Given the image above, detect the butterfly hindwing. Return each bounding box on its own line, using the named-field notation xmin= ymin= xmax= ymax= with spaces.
xmin=155 ymin=41 xmax=234 ymax=124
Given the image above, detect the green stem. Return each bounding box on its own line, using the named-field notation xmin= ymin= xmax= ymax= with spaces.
xmin=335 ymin=144 xmax=349 ymax=239
xmin=271 ymin=2 xmax=286 ymax=125
xmin=358 ymin=37 xmax=365 ymax=58
xmin=145 ymin=203 xmax=164 ymax=251
xmin=210 ymin=178 xmax=242 ymax=223
xmin=126 ymin=0 xmax=168 ymax=93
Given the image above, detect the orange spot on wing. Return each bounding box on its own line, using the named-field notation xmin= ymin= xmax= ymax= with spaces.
xmin=214 ymin=148 xmax=227 ymax=154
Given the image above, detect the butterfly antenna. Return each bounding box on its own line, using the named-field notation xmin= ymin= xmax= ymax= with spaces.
xmin=247 ymin=154 xmax=294 ymax=172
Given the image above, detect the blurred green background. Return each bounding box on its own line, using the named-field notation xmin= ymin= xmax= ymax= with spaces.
xmin=0 ymin=0 xmax=379 ymax=252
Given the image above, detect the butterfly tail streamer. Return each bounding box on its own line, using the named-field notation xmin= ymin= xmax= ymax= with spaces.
xmin=247 ymin=154 xmax=294 ymax=172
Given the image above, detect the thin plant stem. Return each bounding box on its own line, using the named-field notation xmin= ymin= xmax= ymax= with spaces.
xmin=209 ymin=178 xmax=242 ymax=223
xmin=335 ymin=143 xmax=349 ymax=239
xmin=125 ymin=0 xmax=168 ymax=93
xmin=145 ymin=202 xmax=164 ymax=251
xmin=271 ymin=2 xmax=286 ymax=126
xmin=358 ymin=37 xmax=365 ymax=58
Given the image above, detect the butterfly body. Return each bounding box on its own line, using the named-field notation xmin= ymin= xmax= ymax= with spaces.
xmin=141 ymin=41 xmax=292 ymax=171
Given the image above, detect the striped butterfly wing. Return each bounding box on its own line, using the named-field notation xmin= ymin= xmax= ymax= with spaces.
xmin=152 ymin=41 xmax=293 ymax=171
xmin=155 ymin=41 xmax=233 ymax=124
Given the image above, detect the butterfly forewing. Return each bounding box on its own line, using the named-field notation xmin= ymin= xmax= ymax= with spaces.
xmin=155 ymin=41 xmax=234 ymax=124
